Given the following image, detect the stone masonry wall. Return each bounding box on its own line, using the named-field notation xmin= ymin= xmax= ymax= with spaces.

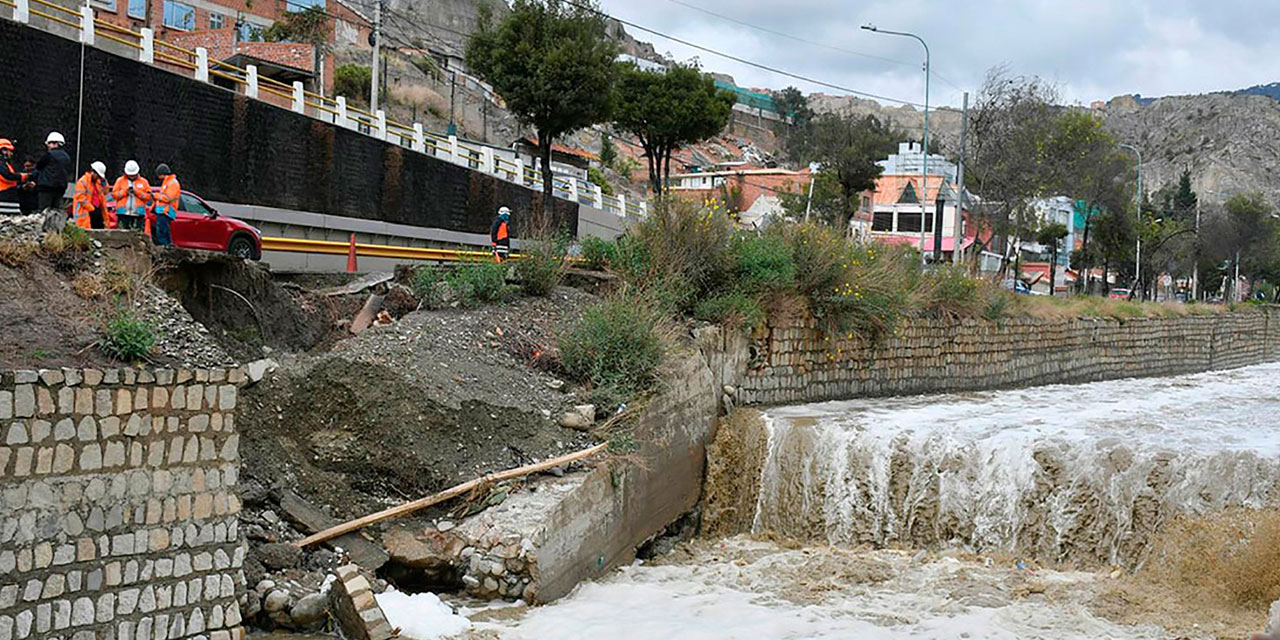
xmin=739 ymin=309 xmax=1279 ymax=405
xmin=0 ymin=367 xmax=246 ymax=640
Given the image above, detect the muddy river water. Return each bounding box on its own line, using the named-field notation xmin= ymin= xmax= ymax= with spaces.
xmin=392 ymin=363 xmax=1280 ymax=639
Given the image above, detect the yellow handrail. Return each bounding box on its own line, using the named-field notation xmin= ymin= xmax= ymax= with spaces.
xmin=154 ymin=50 xmax=196 ymax=70
xmin=97 ymin=30 xmax=142 ymax=49
xmin=261 ymin=236 xmax=498 ymax=262
xmin=30 ymin=8 xmax=80 ymax=30
xmin=209 ymin=68 xmax=246 ymax=85
xmin=31 ymin=0 xmax=78 ymax=17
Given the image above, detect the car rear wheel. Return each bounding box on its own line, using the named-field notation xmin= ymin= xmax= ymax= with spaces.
xmin=228 ymin=235 xmax=254 ymax=259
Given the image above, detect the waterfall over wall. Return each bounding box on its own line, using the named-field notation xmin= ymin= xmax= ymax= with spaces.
xmin=742 ymin=364 xmax=1280 ymax=567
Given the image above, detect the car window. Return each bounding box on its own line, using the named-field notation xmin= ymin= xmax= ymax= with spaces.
xmin=180 ymin=194 xmax=210 ymax=214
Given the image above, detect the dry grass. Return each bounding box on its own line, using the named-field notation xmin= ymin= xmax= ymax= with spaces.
xmin=1008 ymin=294 xmax=1227 ymax=321
xmin=0 ymin=240 xmax=34 ymax=268
xmin=1093 ymin=508 xmax=1280 ymax=638
xmin=71 ymin=273 xmax=107 ymax=300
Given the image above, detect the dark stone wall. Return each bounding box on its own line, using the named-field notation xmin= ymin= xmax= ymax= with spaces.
xmin=0 ymin=20 xmax=577 ymax=235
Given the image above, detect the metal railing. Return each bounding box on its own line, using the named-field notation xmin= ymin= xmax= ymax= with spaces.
xmin=3 ymin=2 xmax=648 ymax=219
xmin=262 ymin=236 xmax=500 ymax=263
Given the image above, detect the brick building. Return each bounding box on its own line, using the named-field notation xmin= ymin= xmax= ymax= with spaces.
xmin=88 ymin=0 xmax=371 ymax=94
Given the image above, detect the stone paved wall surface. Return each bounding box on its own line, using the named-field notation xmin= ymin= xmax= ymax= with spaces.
xmin=0 ymin=367 xmax=247 ymax=640
xmin=738 ymin=310 xmax=1279 ymax=405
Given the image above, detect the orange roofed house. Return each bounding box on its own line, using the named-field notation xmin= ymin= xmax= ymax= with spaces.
xmin=668 ymin=163 xmax=828 ymax=229
xmin=870 ymin=142 xmax=982 ymax=262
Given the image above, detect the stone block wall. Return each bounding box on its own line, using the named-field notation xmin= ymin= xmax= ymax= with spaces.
xmin=739 ymin=310 xmax=1278 ymax=405
xmin=0 ymin=367 xmax=247 ymax=640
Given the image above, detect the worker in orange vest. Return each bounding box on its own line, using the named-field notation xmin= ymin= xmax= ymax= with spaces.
xmin=111 ymin=160 xmax=151 ymax=232
xmin=0 ymin=139 xmax=34 ymax=206
xmin=72 ymin=161 xmax=110 ymax=229
xmin=152 ymin=163 xmax=180 ymax=246
xmin=490 ymin=206 xmax=511 ymax=262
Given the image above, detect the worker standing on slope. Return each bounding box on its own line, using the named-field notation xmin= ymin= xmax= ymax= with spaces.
xmin=111 ymin=160 xmax=151 ymax=232
xmin=71 ymin=161 xmax=109 ymax=229
xmin=152 ymin=163 xmax=180 ymax=246
xmin=490 ymin=206 xmax=511 ymax=262
xmin=35 ymin=132 xmax=71 ymax=213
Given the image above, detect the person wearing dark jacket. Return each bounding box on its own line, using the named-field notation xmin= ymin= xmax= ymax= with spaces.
xmin=35 ymin=131 xmax=71 ymax=211
xmin=17 ymin=156 xmax=38 ymax=214
xmin=490 ymin=206 xmax=511 ymax=262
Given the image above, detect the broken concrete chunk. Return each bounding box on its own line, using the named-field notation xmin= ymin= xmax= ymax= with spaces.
xmin=246 ymin=358 xmax=278 ymax=383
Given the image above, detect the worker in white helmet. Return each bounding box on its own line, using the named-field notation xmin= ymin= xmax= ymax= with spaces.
xmin=111 ymin=160 xmax=152 ymax=232
xmin=35 ymin=131 xmax=71 ymax=212
xmin=72 ymin=161 xmax=110 ymax=229
xmin=490 ymin=205 xmax=512 ymax=262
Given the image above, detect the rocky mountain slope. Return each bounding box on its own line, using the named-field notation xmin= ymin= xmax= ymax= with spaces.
xmin=810 ymin=90 xmax=1280 ymax=206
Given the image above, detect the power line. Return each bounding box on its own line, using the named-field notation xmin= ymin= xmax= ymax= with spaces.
xmin=561 ymin=0 xmax=923 ymax=107
xmin=664 ymin=0 xmax=909 ymax=68
xmin=661 ymin=0 xmax=966 ymax=93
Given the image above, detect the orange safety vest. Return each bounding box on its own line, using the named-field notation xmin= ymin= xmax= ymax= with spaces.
xmin=72 ymin=172 xmax=112 ymax=229
xmin=496 ymin=221 xmax=509 ymax=242
xmin=154 ymin=174 xmax=181 ymax=219
xmin=111 ymin=175 xmax=152 ymax=213
xmin=0 ymin=162 xmax=25 ymax=191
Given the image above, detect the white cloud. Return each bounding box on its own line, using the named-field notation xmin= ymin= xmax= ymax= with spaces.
xmin=597 ymin=0 xmax=1280 ymax=106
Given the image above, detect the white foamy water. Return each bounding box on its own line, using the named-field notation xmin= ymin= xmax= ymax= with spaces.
xmin=459 ymin=538 xmax=1174 ymax=640
xmin=425 ymin=364 xmax=1280 ymax=639
xmin=754 ymin=362 xmax=1280 ymax=564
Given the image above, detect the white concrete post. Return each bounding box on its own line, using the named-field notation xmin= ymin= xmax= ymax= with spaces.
xmin=374 ymin=110 xmax=387 ymax=140
xmin=480 ymin=147 xmax=494 ymax=174
xmin=640 ymin=201 xmax=648 ymax=217
xmin=194 ymin=47 xmax=209 ymax=83
xmin=592 ymin=183 xmax=603 ymax=208
xmin=617 ymin=193 xmax=627 ymax=217
xmin=139 ymin=28 xmax=154 ymax=64
xmin=567 ymin=177 xmax=579 ymax=203
xmin=245 ymin=64 xmax=259 ymax=99
xmin=291 ymin=81 xmax=305 ymax=114
xmin=412 ymin=124 xmax=425 ymax=153
xmin=448 ymin=135 xmax=461 ymax=165
xmin=514 ymin=158 xmax=525 ymax=186
xmin=14 ymin=0 xmax=29 ymax=24
xmin=79 ymin=6 xmax=94 ymax=45
xmin=335 ymin=96 xmax=351 ymax=129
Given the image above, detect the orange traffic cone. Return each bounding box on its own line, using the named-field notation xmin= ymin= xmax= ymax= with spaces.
xmin=346 ymin=233 xmax=358 ymax=273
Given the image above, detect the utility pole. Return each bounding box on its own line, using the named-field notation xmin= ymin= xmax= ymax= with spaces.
xmin=953 ymin=91 xmax=968 ymax=266
xmin=862 ymin=24 xmax=930 ymax=264
xmin=448 ymin=71 xmax=457 ymax=136
xmin=804 ymin=162 xmax=817 ymax=222
xmin=1192 ymin=199 xmax=1201 ymax=301
xmin=1119 ymin=143 xmax=1142 ymax=298
xmin=370 ymin=0 xmax=381 ymax=112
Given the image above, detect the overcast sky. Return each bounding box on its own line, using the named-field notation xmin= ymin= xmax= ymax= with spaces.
xmin=595 ymin=0 xmax=1280 ymax=108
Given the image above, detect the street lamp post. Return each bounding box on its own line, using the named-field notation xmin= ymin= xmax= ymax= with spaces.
xmin=1119 ymin=144 xmax=1142 ymax=298
xmin=862 ymin=24 xmax=930 ymax=264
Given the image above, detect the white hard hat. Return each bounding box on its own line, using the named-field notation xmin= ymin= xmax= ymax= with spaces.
xmin=124 ymin=160 xmax=140 ymax=176
xmin=499 ymin=206 xmax=511 ymax=216
xmin=46 ymin=131 xmax=65 ymax=145
xmin=91 ymin=161 xmax=106 ymax=179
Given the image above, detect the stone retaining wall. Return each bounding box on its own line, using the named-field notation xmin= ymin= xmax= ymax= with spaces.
xmin=0 ymin=367 xmax=246 ymax=640
xmin=739 ymin=310 xmax=1279 ymax=405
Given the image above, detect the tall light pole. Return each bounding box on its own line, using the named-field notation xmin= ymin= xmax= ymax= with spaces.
xmin=1119 ymin=143 xmax=1142 ymax=298
xmin=862 ymin=24 xmax=930 ymax=264
xmin=370 ymin=0 xmax=382 ymax=113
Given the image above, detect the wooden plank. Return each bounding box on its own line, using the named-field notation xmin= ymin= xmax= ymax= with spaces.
xmin=294 ymin=442 xmax=610 ymax=549
xmin=278 ymin=490 xmax=390 ymax=570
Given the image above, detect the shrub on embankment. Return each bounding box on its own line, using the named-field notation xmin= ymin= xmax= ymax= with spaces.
xmin=555 ymin=197 xmax=1234 ymax=403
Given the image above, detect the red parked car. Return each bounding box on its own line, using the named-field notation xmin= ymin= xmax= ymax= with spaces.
xmin=91 ymin=188 xmax=263 ymax=260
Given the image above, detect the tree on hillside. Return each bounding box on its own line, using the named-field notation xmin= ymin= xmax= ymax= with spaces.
xmin=786 ymin=113 xmax=899 ymax=229
xmin=264 ymin=6 xmax=328 ymax=47
xmin=1035 ymin=223 xmax=1069 ymax=295
xmin=965 ymin=67 xmax=1059 ymax=275
xmin=1172 ymin=169 xmax=1198 ymax=223
xmin=773 ymin=86 xmax=811 ymax=127
xmin=1039 ymin=110 xmax=1132 ymax=293
xmin=466 ymin=0 xmax=618 ymax=223
xmin=612 ymin=63 xmax=737 ymax=193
